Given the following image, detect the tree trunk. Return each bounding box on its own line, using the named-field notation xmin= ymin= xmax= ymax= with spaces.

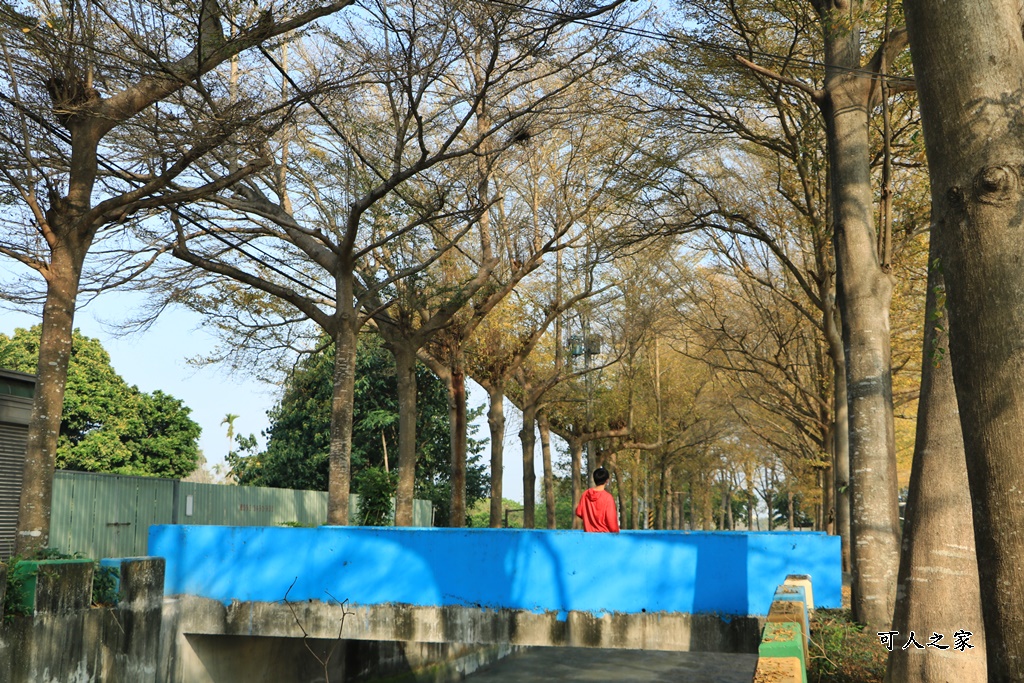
xmin=826 ymin=292 xmax=853 ymax=570
xmin=820 ymin=0 xmax=900 ymax=629
xmin=486 ymin=382 xmax=506 ymax=528
xmin=725 ymin=484 xmax=733 ymax=530
xmin=626 ymin=456 xmax=634 ymax=532
xmin=658 ymin=461 xmax=671 ymax=530
xmin=448 ymin=361 xmax=468 ymax=527
xmin=885 ymin=219 xmax=986 ymax=682
xmin=16 ymin=244 xmax=85 ymax=555
xmin=746 ymin=464 xmax=755 ymax=531
xmin=702 ymin=473 xmax=714 ymax=531
xmin=570 ymin=437 xmax=584 ymax=530
xmin=539 ymin=413 xmax=556 ymax=529
xmin=327 ymin=317 xmax=357 ymax=526
xmin=787 ymin=489 xmax=794 ymax=530
xmin=903 ymin=1 xmax=1024 ymax=673
xmin=390 ymin=340 xmax=418 ymax=526
xmin=718 ymin=482 xmax=726 ymax=531
xmin=520 ymin=401 xmax=537 ymax=529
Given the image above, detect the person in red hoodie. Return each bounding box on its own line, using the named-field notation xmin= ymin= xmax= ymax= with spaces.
xmin=575 ymin=467 xmax=620 ymax=532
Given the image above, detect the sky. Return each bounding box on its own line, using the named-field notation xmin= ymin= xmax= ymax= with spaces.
xmin=0 ymin=290 xmax=533 ymax=503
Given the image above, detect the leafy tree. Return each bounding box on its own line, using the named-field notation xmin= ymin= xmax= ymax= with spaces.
xmin=230 ymin=334 xmax=487 ymax=525
xmin=0 ymin=326 xmax=200 ymax=477
xmin=771 ymin=491 xmax=814 ymax=529
xmin=354 ymin=467 xmax=397 ymax=526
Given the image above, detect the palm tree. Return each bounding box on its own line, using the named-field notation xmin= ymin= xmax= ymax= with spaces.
xmin=221 ymin=413 xmax=240 ymax=456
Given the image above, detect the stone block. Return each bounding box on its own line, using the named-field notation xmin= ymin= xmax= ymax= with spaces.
xmin=758 ymin=621 xmax=805 ymax=671
xmin=784 ymin=574 xmax=814 ymax=611
xmin=767 ymin=599 xmax=809 ymax=664
xmin=754 ymin=655 xmax=805 ymax=683
xmin=11 ymin=559 xmax=93 ymax=615
xmin=103 ymin=556 xmax=165 ymax=608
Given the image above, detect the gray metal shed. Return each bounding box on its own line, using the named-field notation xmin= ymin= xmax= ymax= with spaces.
xmin=0 ymin=368 xmax=34 ymax=560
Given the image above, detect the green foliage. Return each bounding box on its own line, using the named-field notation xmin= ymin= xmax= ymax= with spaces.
xmin=809 ymin=609 xmax=886 ymax=683
xmin=468 ymin=498 xmax=525 ymax=528
xmin=2 ymin=549 xmax=121 ymax=619
xmin=0 ymin=326 xmax=201 ymax=478
xmin=92 ymin=565 xmax=120 ymax=606
xmin=3 ymin=560 xmax=31 ymax=621
xmin=772 ymin=491 xmax=815 ymax=528
xmin=230 ymin=333 xmax=488 ymax=525
xmin=354 ymin=466 xmax=398 ymax=525
xmin=468 ymin=480 xmax=576 ymax=529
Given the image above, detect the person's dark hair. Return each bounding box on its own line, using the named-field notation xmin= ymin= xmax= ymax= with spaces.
xmin=593 ymin=467 xmax=610 ymax=486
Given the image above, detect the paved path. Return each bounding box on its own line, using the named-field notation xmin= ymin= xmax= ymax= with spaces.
xmin=465 ymin=647 xmax=758 ymax=682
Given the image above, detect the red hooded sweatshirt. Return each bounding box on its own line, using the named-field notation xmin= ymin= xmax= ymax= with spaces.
xmin=575 ymin=488 xmax=620 ymax=533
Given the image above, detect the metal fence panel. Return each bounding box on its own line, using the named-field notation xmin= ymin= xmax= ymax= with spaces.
xmin=177 ymin=482 xmax=329 ymax=527
xmin=48 ymin=471 xmax=434 ymax=558
xmin=51 ymin=471 xmax=175 ymax=558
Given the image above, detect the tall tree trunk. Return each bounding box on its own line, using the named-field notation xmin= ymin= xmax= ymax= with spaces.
xmin=885 ymin=220 xmax=986 ymax=682
xmin=702 ymin=473 xmax=714 ymax=531
xmin=818 ymin=0 xmax=901 ymax=629
xmin=725 ymin=484 xmax=733 ymax=531
xmin=520 ymin=401 xmax=537 ymax=529
xmin=16 ymin=244 xmax=84 ymax=555
xmin=746 ymin=463 xmax=755 ymax=531
xmin=390 ymin=340 xmax=418 ymax=527
xmin=787 ymin=489 xmax=795 ymax=530
xmin=626 ymin=466 xmax=634 ymax=532
xmin=826 ymin=286 xmax=853 ymax=570
xmin=657 ymin=461 xmax=671 ymax=530
xmin=570 ymin=436 xmax=584 ymax=530
xmin=903 ymin=1 xmax=1024 ymax=672
xmin=539 ymin=413 xmax=556 ymax=529
xmin=448 ymin=360 xmax=468 ymax=527
xmin=486 ymin=382 xmax=506 ymax=528
xmin=327 ymin=316 xmax=357 ymax=526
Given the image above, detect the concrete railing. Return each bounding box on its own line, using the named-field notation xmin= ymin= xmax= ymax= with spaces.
xmin=752 ymin=574 xmax=815 ymax=683
xmin=0 ymin=556 xmax=165 ymax=682
xmin=150 ymin=526 xmax=841 ymax=617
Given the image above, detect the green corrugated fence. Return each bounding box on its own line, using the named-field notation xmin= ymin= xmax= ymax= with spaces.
xmin=50 ymin=470 xmax=433 ymax=559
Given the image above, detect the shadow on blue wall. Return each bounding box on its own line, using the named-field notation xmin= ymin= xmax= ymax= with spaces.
xmin=148 ymin=526 xmax=840 ymax=618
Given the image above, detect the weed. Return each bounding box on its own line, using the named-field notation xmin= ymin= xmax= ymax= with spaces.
xmin=809 ymin=609 xmax=886 ymax=683
xmin=2 ymin=559 xmax=31 ymax=622
xmin=1 ymin=548 xmax=122 ymax=617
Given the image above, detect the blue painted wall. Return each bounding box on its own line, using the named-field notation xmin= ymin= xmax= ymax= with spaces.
xmin=148 ymin=526 xmax=841 ymax=616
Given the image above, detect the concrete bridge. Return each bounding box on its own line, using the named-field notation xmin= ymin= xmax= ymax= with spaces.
xmin=0 ymin=527 xmax=839 ymax=682
xmin=150 ymin=525 xmax=841 ymax=682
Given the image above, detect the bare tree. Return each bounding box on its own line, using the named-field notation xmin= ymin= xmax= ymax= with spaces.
xmin=0 ymin=0 xmax=352 ymax=554
xmin=167 ymin=0 xmax=634 ymax=525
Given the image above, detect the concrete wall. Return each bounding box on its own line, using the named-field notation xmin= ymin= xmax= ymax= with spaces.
xmin=149 ymin=526 xmax=842 ymax=618
xmin=0 ymin=556 xmax=517 ymax=683
xmin=0 ymin=557 xmax=165 ymax=683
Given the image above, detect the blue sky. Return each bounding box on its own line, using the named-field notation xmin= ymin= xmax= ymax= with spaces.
xmin=1 ymin=292 xmax=531 ymax=502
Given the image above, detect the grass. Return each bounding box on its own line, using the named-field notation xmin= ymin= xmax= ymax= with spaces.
xmin=808 ymin=608 xmax=887 ymax=683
